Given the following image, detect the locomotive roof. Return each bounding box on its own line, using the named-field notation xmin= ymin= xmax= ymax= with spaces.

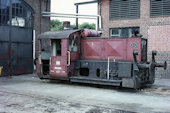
xmin=38 ymin=29 xmax=80 ymax=39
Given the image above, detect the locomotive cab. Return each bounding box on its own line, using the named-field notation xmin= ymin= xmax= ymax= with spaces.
xmin=36 ymin=30 xmax=81 ymax=79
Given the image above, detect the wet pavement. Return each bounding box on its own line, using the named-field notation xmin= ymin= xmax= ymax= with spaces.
xmin=0 ymin=74 xmax=170 ymax=113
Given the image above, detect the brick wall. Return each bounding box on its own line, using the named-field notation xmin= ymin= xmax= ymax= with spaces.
xmin=148 ymin=25 xmax=170 ymax=78
xmin=24 ymin=0 xmax=50 ymax=57
xmin=100 ymin=0 xmax=170 ymax=78
xmin=148 ymin=25 xmax=170 ymax=52
xmin=147 ymin=51 xmax=170 ymax=78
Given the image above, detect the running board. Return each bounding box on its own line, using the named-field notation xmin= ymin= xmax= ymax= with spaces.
xmin=70 ymin=77 xmax=122 ymax=86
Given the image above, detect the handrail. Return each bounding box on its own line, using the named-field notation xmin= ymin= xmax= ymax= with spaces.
xmin=67 ymin=51 xmax=71 ymax=66
xmin=107 ymin=56 xmax=116 ymax=80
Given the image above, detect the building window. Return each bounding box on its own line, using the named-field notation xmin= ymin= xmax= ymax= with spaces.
xmin=0 ymin=0 xmax=33 ymax=28
xmin=150 ymin=0 xmax=170 ymax=17
xmin=110 ymin=0 xmax=140 ymax=20
xmin=110 ymin=27 xmax=140 ymax=38
xmin=0 ymin=0 xmax=10 ymax=26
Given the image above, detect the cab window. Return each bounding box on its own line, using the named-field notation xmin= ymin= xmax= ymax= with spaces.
xmin=69 ymin=35 xmax=78 ymax=52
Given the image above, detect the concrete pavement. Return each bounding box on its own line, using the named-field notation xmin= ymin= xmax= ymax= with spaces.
xmin=0 ymin=74 xmax=170 ymax=113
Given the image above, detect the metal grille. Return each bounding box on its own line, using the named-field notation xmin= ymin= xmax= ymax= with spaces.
xmin=150 ymin=0 xmax=170 ymax=17
xmin=110 ymin=0 xmax=140 ymax=20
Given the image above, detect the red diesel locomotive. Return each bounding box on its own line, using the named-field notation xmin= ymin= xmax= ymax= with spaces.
xmin=36 ymin=29 xmax=167 ymax=89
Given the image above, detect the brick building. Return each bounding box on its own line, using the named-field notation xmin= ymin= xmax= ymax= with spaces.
xmin=99 ymin=0 xmax=170 ymax=78
xmin=0 ymin=0 xmax=50 ymax=75
xmin=24 ymin=0 xmax=51 ymax=59
xmin=24 ymin=0 xmax=50 ymax=40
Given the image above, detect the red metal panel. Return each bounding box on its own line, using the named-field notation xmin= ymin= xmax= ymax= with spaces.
xmin=50 ymin=56 xmax=68 ymax=78
xmin=127 ymin=38 xmax=141 ymax=61
xmin=36 ymin=62 xmax=42 ymax=76
xmin=50 ymin=39 xmax=68 ymax=78
xmin=82 ymin=39 xmax=103 ymax=60
xmin=81 ymin=38 xmax=142 ymax=61
xmin=70 ymin=52 xmax=79 ymax=61
xmin=61 ymin=39 xmax=68 ymax=57
xmin=104 ymin=39 xmax=126 ymax=61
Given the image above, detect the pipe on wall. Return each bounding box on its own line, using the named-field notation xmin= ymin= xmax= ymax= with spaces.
xmin=42 ymin=12 xmax=102 ymax=31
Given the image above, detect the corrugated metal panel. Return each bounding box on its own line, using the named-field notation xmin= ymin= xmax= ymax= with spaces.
xmin=0 ymin=0 xmax=34 ymax=76
xmin=151 ymin=0 xmax=170 ymax=17
xmin=11 ymin=27 xmax=33 ymax=75
xmin=0 ymin=26 xmax=10 ymax=75
xmin=110 ymin=0 xmax=140 ymax=20
xmin=0 ymin=26 xmax=33 ymax=75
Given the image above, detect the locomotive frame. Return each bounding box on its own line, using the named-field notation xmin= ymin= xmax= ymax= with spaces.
xmin=36 ymin=29 xmax=167 ymax=89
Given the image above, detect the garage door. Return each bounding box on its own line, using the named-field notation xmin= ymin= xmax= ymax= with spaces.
xmin=0 ymin=0 xmax=34 ymax=75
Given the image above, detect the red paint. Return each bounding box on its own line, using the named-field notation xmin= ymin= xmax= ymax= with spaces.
xmin=0 ymin=46 xmax=11 ymax=76
xmin=36 ymin=62 xmax=41 ymax=76
xmin=68 ymin=62 xmax=75 ymax=76
xmin=103 ymin=39 xmax=126 ymax=60
xmin=127 ymin=38 xmax=141 ymax=61
xmin=49 ymin=39 xmax=69 ymax=78
xmin=81 ymin=38 xmax=142 ymax=61
xmin=50 ymin=56 xmax=68 ymax=78
xmin=13 ymin=68 xmax=30 ymax=75
xmin=70 ymin=52 xmax=79 ymax=61
xmin=82 ymin=39 xmax=102 ymax=59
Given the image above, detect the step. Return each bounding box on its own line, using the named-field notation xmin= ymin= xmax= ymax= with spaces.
xmin=70 ymin=76 xmax=122 ymax=86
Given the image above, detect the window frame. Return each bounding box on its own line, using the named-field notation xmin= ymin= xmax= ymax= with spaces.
xmin=109 ymin=27 xmax=140 ymax=38
xmin=0 ymin=0 xmax=34 ymax=28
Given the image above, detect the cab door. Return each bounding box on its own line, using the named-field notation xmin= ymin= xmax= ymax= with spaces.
xmin=49 ymin=39 xmax=70 ymax=78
